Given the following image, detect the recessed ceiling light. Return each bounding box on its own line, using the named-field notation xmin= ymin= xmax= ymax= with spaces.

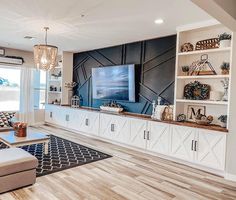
xmin=24 ymin=36 xmax=35 ymax=40
xmin=154 ymin=19 xmax=164 ymax=24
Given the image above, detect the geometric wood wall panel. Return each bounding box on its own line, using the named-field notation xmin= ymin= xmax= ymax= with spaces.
xmin=73 ymin=35 xmax=176 ymax=114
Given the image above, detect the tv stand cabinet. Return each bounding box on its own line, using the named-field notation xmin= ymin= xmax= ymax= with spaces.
xmin=45 ymin=104 xmax=227 ymax=176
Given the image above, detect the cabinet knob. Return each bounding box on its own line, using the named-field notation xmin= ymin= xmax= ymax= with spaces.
xmin=144 ymin=130 xmax=146 ymax=139
xmin=191 ymin=140 xmax=194 ymax=151
xmin=85 ymin=118 xmax=89 ymax=126
xmin=111 ymin=124 xmax=115 ymax=132
xmin=66 ymin=115 xmax=69 ymax=121
xmin=50 ymin=112 xmax=52 ymax=118
xmin=194 ymin=141 xmax=197 ymax=151
xmin=147 ymin=131 xmax=150 ymax=140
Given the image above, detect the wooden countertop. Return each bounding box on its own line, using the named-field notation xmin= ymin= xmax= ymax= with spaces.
xmin=49 ymin=104 xmax=228 ymax=133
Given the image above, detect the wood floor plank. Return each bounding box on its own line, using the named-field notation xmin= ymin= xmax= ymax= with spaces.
xmin=0 ymin=125 xmax=236 ymax=200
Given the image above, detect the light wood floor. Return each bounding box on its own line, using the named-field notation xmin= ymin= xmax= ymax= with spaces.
xmin=1 ymin=125 xmax=236 ymax=200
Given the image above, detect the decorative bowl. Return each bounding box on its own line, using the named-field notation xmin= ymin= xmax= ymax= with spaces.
xmin=100 ymin=106 xmax=123 ymax=113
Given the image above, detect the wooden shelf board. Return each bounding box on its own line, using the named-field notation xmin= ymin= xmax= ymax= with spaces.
xmin=176 ymin=99 xmax=228 ymax=105
xmin=48 ymin=91 xmax=62 ymax=94
xmin=177 ymin=47 xmax=231 ymax=56
xmin=177 ymin=75 xmax=230 ymax=79
xmin=48 ymin=79 xmax=62 ymax=81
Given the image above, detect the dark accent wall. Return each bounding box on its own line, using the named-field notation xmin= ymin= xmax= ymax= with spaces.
xmin=73 ymin=35 xmax=176 ymax=115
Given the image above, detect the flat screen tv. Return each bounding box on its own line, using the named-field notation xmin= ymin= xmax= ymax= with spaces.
xmin=92 ymin=64 xmax=136 ymax=102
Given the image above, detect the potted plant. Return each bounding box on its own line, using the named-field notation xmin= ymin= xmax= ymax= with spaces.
xmin=218 ymin=115 xmax=227 ymax=128
xmin=218 ymin=33 xmax=231 ymax=48
xmin=220 ymin=62 xmax=230 ymax=75
xmin=181 ymin=66 xmax=190 ymax=76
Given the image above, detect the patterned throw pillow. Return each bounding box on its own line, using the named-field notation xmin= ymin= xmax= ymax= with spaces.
xmin=0 ymin=112 xmax=16 ymax=128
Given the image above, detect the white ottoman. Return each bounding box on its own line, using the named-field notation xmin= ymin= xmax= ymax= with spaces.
xmin=0 ymin=148 xmax=38 ymax=193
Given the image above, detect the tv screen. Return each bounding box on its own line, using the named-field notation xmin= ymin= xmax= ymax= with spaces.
xmin=92 ymin=64 xmax=136 ymax=102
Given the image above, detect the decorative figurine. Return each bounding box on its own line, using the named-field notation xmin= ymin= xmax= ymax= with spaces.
xmin=221 ymin=78 xmax=229 ymax=101
xmin=151 ymin=100 xmax=156 ymax=119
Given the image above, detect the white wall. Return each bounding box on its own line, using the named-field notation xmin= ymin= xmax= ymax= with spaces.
xmin=4 ymin=47 xmax=34 ymax=68
xmin=61 ymin=51 xmax=73 ymax=105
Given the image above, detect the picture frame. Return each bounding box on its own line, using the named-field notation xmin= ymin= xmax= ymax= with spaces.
xmin=187 ymin=105 xmax=206 ymax=122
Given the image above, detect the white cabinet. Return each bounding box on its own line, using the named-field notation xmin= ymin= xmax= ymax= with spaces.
xmin=67 ymin=109 xmax=81 ymax=131
xmin=78 ymin=111 xmax=100 ymax=136
xmin=99 ymin=113 xmax=130 ymax=143
xmin=195 ymin=129 xmax=226 ymax=170
xmin=129 ymin=118 xmax=147 ymax=149
xmin=169 ymin=124 xmax=226 ymax=170
xmin=45 ymin=105 xmax=67 ymax=127
xmin=170 ymin=125 xmax=196 ymax=162
xmin=45 ymin=105 xmax=227 ymax=172
xmin=147 ymin=121 xmax=170 ymax=155
xmin=45 ymin=105 xmax=54 ymax=124
xmin=66 ymin=109 xmax=100 ymax=135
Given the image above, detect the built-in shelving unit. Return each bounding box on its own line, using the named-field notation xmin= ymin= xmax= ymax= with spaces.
xmin=46 ymin=60 xmax=62 ymax=105
xmin=174 ymin=22 xmax=232 ymax=128
xmin=46 ymin=51 xmax=74 ymax=105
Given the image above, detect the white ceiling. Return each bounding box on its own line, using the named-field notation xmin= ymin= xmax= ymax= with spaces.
xmin=0 ymin=0 xmax=212 ymax=53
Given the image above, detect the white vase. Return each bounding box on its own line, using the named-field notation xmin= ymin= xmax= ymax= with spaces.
xmin=220 ymin=121 xmax=227 ymax=128
xmin=68 ymin=90 xmax=73 ymax=105
xmin=220 ymin=40 xmax=231 ymax=48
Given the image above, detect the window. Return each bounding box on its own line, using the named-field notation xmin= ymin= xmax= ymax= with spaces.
xmin=33 ymin=70 xmax=46 ymax=109
xmin=0 ymin=66 xmax=21 ymax=111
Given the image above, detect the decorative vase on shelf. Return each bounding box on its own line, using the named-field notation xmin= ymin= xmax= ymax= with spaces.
xmin=68 ymin=90 xmax=73 ymax=105
xmin=218 ymin=115 xmax=227 ymax=128
xmin=64 ymin=82 xmax=77 ymax=105
xmin=221 ymin=69 xmax=229 ymax=75
xmin=219 ymin=40 xmax=231 ymax=48
xmin=220 ymin=122 xmax=227 ymax=128
xmin=220 ymin=62 xmax=230 ymax=75
xmin=218 ymin=33 xmax=231 ymax=48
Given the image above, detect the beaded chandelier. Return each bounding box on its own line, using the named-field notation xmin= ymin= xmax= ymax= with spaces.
xmin=34 ymin=27 xmax=58 ymax=71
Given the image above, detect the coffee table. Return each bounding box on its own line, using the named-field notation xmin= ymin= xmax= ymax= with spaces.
xmin=0 ymin=131 xmax=50 ymax=154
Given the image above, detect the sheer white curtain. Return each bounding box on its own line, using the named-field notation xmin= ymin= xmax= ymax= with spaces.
xmin=19 ymin=67 xmax=35 ymax=125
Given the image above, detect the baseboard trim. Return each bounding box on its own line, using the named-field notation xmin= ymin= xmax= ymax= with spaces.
xmin=225 ymin=173 xmax=236 ymax=182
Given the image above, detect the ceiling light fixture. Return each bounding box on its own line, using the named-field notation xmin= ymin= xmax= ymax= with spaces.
xmin=154 ymin=19 xmax=164 ymax=24
xmin=33 ymin=27 xmax=58 ymax=71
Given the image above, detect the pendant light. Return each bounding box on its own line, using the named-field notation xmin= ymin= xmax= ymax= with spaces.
xmin=34 ymin=27 xmax=58 ymax=71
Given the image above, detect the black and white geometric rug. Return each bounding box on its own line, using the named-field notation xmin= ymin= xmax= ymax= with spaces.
xmin=0 ymin=135 xmax=111 ymax=177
